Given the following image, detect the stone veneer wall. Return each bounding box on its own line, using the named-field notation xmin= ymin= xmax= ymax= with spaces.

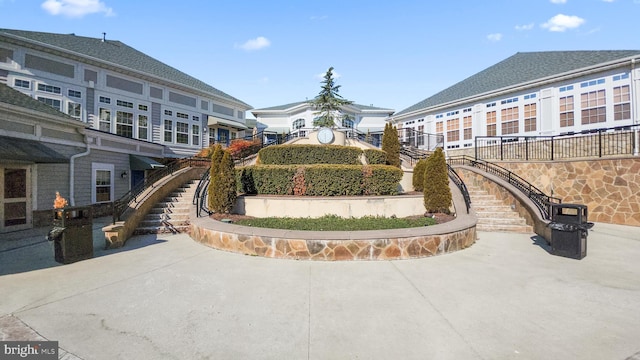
xmin=190 ymin=221 xmax=476 ymax=261
xmin=490 ymin=157 xmax=640 ymax=226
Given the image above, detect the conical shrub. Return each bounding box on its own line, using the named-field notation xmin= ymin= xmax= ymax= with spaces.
xmin=423 ymin=148 xmax=452 ymax=214
xmin=412 ymin=158 xmax=427 ymax=192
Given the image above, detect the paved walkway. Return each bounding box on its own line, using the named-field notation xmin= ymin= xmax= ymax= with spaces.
xmin=1 ymin=221 xmax=639 ymax=359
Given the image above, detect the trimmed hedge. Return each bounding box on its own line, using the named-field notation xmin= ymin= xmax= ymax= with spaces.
xmin=237 ymin=164 xmax=402 ymax=196
xmin=258 ymin=145 xmax=362 ymax=165
xmin=363 ymin=149 xmax=387 ymax=165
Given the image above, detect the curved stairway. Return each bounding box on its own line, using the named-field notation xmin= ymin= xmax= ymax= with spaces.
xmin=466 ymin=183 xmax=533 ymax=233
xmin=134 ymin=181 xmax=197 ymax=234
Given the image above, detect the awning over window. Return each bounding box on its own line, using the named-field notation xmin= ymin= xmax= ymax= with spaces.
xmin=0 ymin=136 xmax=69 ymax=163
xmin=207 ymin=116 xmax=248 ymax=130
xmin=129 ymin=154 xmax=165 ymax=171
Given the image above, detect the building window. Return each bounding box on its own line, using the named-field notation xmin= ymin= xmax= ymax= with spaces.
xmin=613 ymin=85 xmax=631 ymax=121
xmin=37 ymin=83 xmax=61 ymax=94
xmin=138 ymin=115 xmax=148 ymax=140
xmin=501 ymin=107 xmax=519 ymax=135
xmin=613 ymin=73 xmax=629 ymax=81
xmin=138 ymin=104 xmax=148 ymax=111
xmin=559 ymin=85 xmax=574 ymax=92
xmin=192 ymin=125 xmax=200 ymax=146
xmin=560 ymin=96 xmax=574 ymax=128
xmin=164 ymin=110 xmax=173 ymax=116
xmin=524 ymin=103 xmax=536 ymax=132
xmin=231 ymin=132 xmax=237 ymax=140
xmin=116 ymin=111 xmax=134 ymax=138
xmin=342 ymin=118 xmax=354 ymax=128
xmin=14 ymin=79 xmax=30 ymax=89
xmin=486 ymin=111 xmax=496 ymax=136
xmin=68 ymin=102 xmax=81 ymax=119
xmin=92 ymin=163 xmax=113 ymax=203
xmin=164 ymin=120 xmax=173 ymax=142
xmin=446 ymin=118 xmax=459 ymax=142
xmin=435 ymin=121 xmax=443 ymax=135
xmin=176 ymin=122 xmax=189 ymax=144
xmin=99 ymin=108 xmax=111 ymax=132
xmin=37 ymin=97 xmax=61 ymax=111
xmin=116 ymin=100 xmax=133 ymax=108
xmin=580 ymin=78 xmax=605 ymax=88
xmin=68 ymin=89 xmax=81 ymax=98
xmin=463 ymin=116 xmax=472 ymax=140
xmin=176 ymin=112 xmax=189 ymax=119
xmin=293 ymin=118 xmax=305 ymax=129
xmin=417 ymin=125 xmax=424 ymax=146
xmin=99 ymin=96 xmax=111 ymax=104
xmin=580 ymin=90 xmax=606 ymax=125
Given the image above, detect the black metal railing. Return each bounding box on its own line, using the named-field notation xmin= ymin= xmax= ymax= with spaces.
xmin=399 ymin=147 xmax=433 ymax=166
xmin=112 ymin=157 xmax=209 ymax=223
xmin=447 ymin=165 xmax=471 ymax=214
xmin=193 ymin=168 xmax=211 ymax=218
xmin=401 ymin=128 xmax=445 ymax=151
xmin=475 ymin=124 xmax=639 ymax=161
xmin=448 ymin=155 xmax=562 ymax=219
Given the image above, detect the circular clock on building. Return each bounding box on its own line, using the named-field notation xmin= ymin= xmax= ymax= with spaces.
xmin=317 ymin=127 xmax=334 ymax=144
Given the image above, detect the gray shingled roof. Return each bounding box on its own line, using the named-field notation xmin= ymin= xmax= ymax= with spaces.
xmin=0 ymin=29 xmax=251 ymax=108
xmin=0 ymin=83 xmax=81 ymax=123
xmin=253 ymin=100 xmax=393 ymax=112
xmin=396 ymin=50 xmax=640 ymax=116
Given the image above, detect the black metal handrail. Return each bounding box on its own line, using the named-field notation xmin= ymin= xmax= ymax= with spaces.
xmin=400 ymin=128 xmax=445 ymax=151
xmin=475 ymin=123 xmax=639 ymax=161
xmin=194 ymin=168 xmax=211 ymax=217
xmin=447 ymin=165 xmax=471 ymax=214
xmin=448 ymin=155 xmax=561 ymax=219
xmin=112 ymin=157 xmax=209 ymax=223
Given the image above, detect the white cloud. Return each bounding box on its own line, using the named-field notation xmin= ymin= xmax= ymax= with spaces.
xmin=541 ymin=14 xmax=585 ymax=32
xmin=487 ymin=33 xmax=503 ymax=42
xmin=41 ymin=0 xmax=114 ymax=18
xmin=235 ymin=36 xmax=271 ymax=51
xmin=550 ymin=0 xmax=567 ymax=3
xmin=515 ymin=23 xmax=535 ymax=31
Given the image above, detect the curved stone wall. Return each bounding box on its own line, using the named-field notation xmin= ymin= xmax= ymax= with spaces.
xmin=189 ymin=189 xmax=477 ymax=261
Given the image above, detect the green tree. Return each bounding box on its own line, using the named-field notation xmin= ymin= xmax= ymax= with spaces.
xmin=212 ymin=150 xmax=237 ymax=213
xmin=311 ymin=67 xmax=353 ymax=128
xmin=382 ymin=123 xmax=401 ymax=168
xmin=412 ymin=158 xmax=427 ymax=192
xmin=423 ymin=148 xmax=452 ymax=214
xmin=208 ymin=144 xmax=224 ymax=211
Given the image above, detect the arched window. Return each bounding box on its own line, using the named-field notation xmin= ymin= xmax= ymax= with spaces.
xmin=293 ymin=118 xmax=305 ymax=129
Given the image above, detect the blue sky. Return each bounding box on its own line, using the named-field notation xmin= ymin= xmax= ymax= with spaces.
xmin=1 ymin=0 xmax=639 ymax=117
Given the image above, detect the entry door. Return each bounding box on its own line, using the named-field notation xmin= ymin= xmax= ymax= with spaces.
xmin=0 ymin=166 xmax=31 ymax=232
xmin=131 ymin=170 xmax=145 ymax=190
xmin=218 ymin=129 xmax=229 ymax=146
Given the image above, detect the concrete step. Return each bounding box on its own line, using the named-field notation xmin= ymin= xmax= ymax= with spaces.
xmin=472 ymin=204 xmax=514 ymax=212
xmin=474 ymin=211 xmax=522 ymax=219
xmin=133 ymin=224 xmax=190 ymax=235
xmin=477 ymin=223 xmax=533 ymax=233
xmin=142 ymin=213 xmax=190 ymax=222
xmin=477 ymin=217 xmax=528 ymax=226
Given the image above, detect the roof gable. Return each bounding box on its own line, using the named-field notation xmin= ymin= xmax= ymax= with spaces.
xmin=0 ymin=83 xmax=81 ymax=123
xmin=0 ymin=29 xmax=251 ymax=108
xmin=396 ymin=50 xmax=640 ymax=116
xmin=253 ymin=100 xmax=393 ymax=113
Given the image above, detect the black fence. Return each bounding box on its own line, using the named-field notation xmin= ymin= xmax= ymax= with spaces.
xmin=112 ymin=157 xmax=209 ymax=223
xmin=447 ymin=155 xmax=562 ymax=219
xmin=475 ymin=124 xmax=639 ymax=161
xmin=400 ymin=128 xmax=445 ymax=151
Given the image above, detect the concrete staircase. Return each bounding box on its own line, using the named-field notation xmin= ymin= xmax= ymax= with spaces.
xmin=134 ymin=181 xmax=197 ymax=234
xmin=466 ymin=184 xmax=534 ymax=233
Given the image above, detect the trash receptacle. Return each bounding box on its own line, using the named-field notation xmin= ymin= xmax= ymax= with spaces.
xmin=548 ymin=204 xmax=593 ymax=260
xmin=48 ymin=206 xmax=94 ymax=264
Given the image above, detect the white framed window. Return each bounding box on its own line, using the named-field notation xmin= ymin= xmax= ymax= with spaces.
xmin=91 ymin=163 xmax=114 ymax=203
xmin=99 ymin=96 xmax=111 ymax=104
xmin=192 ymin=124 xmax=200 ymax=146
xmin=14 ymin=79 xmax=30 ymax=89
xmin=37 ymin=83 xmax=61 ymax=94
xmin=138 ymin=115 xmax=148 ymax=140
xmin=99 ymin=108 xmax=112 ymax=132
xmin=68 ymin=102 xmax=81 ymax=119
xmin=116 ymin=111 xmax=134 ymax=138
xmin=164 ymin=120 xmax=173 ymax=142
xmin=68 ymin=89 xmax=82 ymax=98
xmin=37 ymin=97 xmax=61 ymax=111
xmin=176 ymin=122 xmax=189 ymax=144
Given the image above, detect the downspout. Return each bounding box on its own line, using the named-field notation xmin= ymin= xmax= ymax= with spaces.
xmin=69 ymin=135 xmax=91 ymax=206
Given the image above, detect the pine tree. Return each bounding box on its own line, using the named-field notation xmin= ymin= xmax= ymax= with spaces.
xmin=208 ymin=144 xmax=224 ymax=211
xmin=311 ymin=67 xmax=353 ymax=128
xmin=412 ymin=158 xmax=427 ymax=192
xmin=213 ymin=150 xmax=237 ymax=213
xmin=382 ymin=123 xmax=401 ymax=167
xmin=423 ymin=147 xmax=452 ymax=214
